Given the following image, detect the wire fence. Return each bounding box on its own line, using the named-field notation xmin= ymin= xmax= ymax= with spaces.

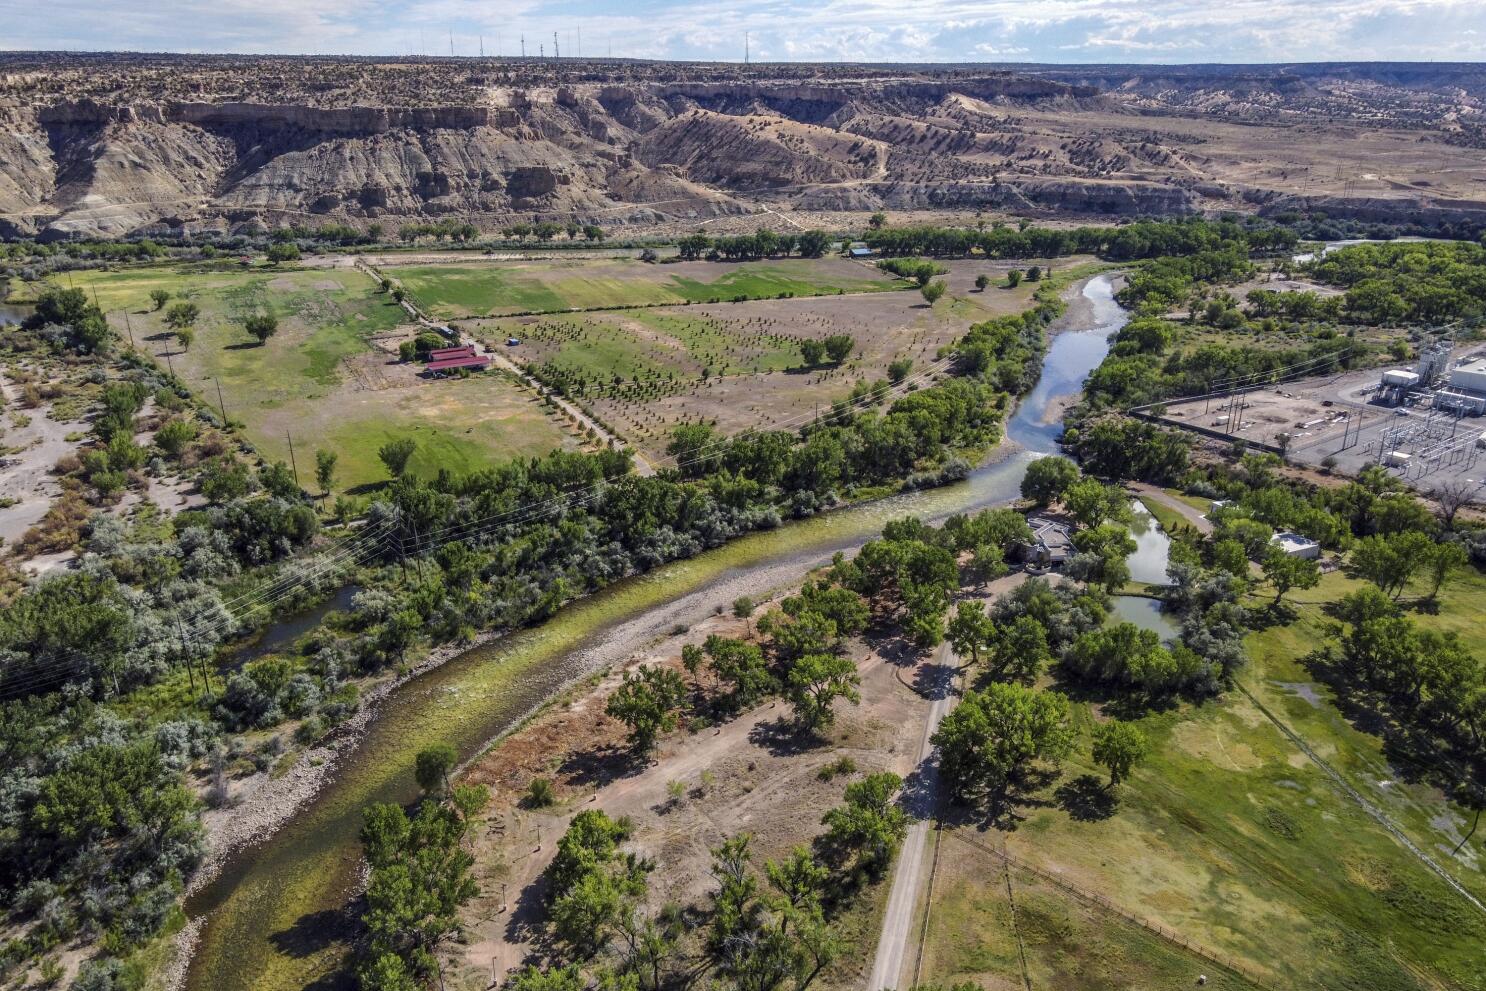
xmin=944 ymin=829 xmax=1277 ymax=989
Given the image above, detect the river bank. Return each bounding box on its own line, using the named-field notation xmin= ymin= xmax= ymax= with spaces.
xmin=170 ymin=272 xmax=1129 ymax=991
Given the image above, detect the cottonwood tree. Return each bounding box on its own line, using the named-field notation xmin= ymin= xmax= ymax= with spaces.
xmin=1430 ymin=481 xmax=1476 ymax=530
xmin=150 ymin=288 xmax=171 ymax=310
xmin=786 ymin=653 xmax=861 ymax=729
xmin=315 ymin=449 xmax=338 ymax=499
xmin=986 ymin=615 xmax=1052 ymax=684
xmin=245 ymin=312 xmax=279 ymax=345
xmin=932 ymin=683 xmax=1073 ymax=805
xmin=1261 ymin=547 xmax=1320 ymax=605
xmin=820 ymin=773 xmax=908 ymax=874
xmin=378 ymin=438 xmax=418 ymax=479
xmin=1020 ymin=455 xmax=1079 ymax=507
xmin=1091 ymin=721 xmax=1149 ymax=787
xmin=1351 ymin=530 xmax=1437 ymax=599
xmin=606 ymin=666 xmax=687 ymax=753
xmin=947 ymin=600 xmax=996 ymax=665
xmin=920 ymin=280 xmax=947 ymax=306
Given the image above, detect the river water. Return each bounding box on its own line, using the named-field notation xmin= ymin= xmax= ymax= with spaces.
xmin=182 ymin=275 xmax=1130 ymax=991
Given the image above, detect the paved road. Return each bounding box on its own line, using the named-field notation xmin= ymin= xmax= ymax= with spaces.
xmin=867 ymin=640 xmax=961 ymax=991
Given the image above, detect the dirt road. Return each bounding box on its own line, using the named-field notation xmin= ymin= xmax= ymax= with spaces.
xmin=867 ymin=638 xmax=960 ymax=991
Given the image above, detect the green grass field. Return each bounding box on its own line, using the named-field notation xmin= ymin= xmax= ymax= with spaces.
xmin=385 ymin=257 xmax=906 ymax=319
xmin=38 ymin=264 xmax=577 ymax=490
xmin=919 ymin=569 xmax=1486 ymax=991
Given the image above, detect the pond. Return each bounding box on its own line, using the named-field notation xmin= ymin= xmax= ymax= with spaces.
xmin=231 ymin=585 xmax=362 ymax=667
xmin=1109 ymin=594 xmax=1180 ymax=642
xmin=1125 ymin=499 xmax=1174 ymax=586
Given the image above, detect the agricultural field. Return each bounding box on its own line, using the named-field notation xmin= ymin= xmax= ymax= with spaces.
xmin=915 ymin=569 xmax=1486 ymax=991
xmin=31 ymin=264 xmax=579 ymax=490
xmin=383 ymin=256 xmax=910 ymax=320
xmin=471 ymin=257 xmax=1099 ymax=461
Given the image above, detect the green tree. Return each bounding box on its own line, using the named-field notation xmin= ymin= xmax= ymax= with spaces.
xmin=887 ymin=358 xmax=913 ymax=384
xmin=266 ymin=241 xmax=301 ymax=264
xmin=974 ymin=274 xmax=990 ymax=291
xmin=1005 ymin=269 xmax=1022 ymax=288
xmin=1062 ymin=478 xmax=1124 ymax=529
xmin=315 ymin=449 xmax=338 ymax=499
xmin=244 ymin=312 xmax=279 ymax=345
xmin=820 ymin=773 xmax=908 ymax=873
xmin=786 ymin=653 xmax=861 ymax=729
xmin=150 ymin=288 xmax=171 ymax=311
xmin=987 ymin=614 xmax=1052 ymax=683
xmin=1261 ymin=547 xmax=1320 ymax=605
xmin=174 ymin=326 xmax=195 ymax=351
xmin=606 ymin=666 xmax=687 ymax=752
xmin=796 ymin=230 xmax=831 ymax=258
xmin=1351 ymin=530 xmax=1437 ymax=599
xmin=165 ymin=301 xmax=199 ymax=331
xmin=947 ymin=600 xmax=996 ymax=665
xmin=1020 ymin=455 xmax=1079 ymax=507
xmin=932 ymin=683 xmax=1073 ymax=804
xmin=800 ymin=339 xmax=827 ymax=366
xmin=378 ymin=438 xmax=418 ymax=479
xmin=1091 ymin=721 xmax=1149 ymax=787
xmin=868 ymin=211 xmax=887 ymax=229
xmin=920 ymin=280 xmax=947 ymax=306
xmin=823 ymin=334 xmax=855 ymax=364
xmin=154 ymin=417 xmax=198 ymax=457
xmin=414 ymin=743 xmax=457 ymax=797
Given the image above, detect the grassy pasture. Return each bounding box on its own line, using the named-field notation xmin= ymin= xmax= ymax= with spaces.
xmin=41 ymin=264 xmax=577 ymax=490
xmin=384 ymin=256 xmax=907 ymax=319
xmin=919 ymin=569 xmax=1486 ymax=991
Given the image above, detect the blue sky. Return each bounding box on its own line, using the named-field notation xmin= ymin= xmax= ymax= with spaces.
xmin=2 ymin=0 xmax=1484 ymax=62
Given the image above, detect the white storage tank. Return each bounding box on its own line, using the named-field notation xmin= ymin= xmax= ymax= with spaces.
xmin=1382 ymin=369 xmax=1420 ymax=388
xmin=1449 ymin=357 xmax=1486 ymax=395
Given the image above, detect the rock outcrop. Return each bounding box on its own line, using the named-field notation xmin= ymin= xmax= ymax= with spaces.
xmin=1 ymin=54 xmax=1483 ymax=238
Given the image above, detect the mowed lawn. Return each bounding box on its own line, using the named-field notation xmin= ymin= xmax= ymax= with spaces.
xmin=919 ymin=569 xmax=1486 ymax=991
xmin=385 ymin=257 xmax=907 ymax=319
xmin=48 ymin=264 xmax=576 ymax=489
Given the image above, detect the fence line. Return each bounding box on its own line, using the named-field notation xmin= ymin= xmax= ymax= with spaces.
xmin=1236 ymin=684 xmax=1486 ymax=915
xmin=945 ymin=830 xmax=1276 ymax=989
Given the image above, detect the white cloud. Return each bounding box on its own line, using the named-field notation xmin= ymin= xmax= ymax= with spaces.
xmin=1 ymin=0 xmax=1482 ymax=62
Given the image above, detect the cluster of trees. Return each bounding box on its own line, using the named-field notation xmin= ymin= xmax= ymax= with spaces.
xmin=24 ymin=288 xmax=114 ymax=355
xmin=606 ymin=577 xmax=871 ymax=752
xmin=675 ymin=229 xmax=831 ymax=261
xmin=798 ymin=334 xmax=854 ymax=368
xmin=1306 ymin=240 xmax=1486 ymax=326
xmin=831 ymin=511 xmax=1030 ymax=648
xmin=0 ymin=697 xmax=206 ymax=983
xmin=395 ymin=220 xmax=482 ymax=243
xmin=953 ymin=280 xmax=1066 ymax=395
xmin=861 ymin=217 xmax=1297 ymax=263
xmin=521 ymin=770 xmax=906 ymax=991
xmin=1320 ymin=586 xmax=1486 ymax=843
xmin=493 ymin=221 xmax=606 ymax=243
xmin=357 ymin=745 xmax=488 ymax=990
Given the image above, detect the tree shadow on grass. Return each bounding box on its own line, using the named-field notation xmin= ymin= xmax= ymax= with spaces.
xmin=224 ymin=341 xmax=262 ymax=351
xmin=1055 ymin=773 xmax=1118 ymax=822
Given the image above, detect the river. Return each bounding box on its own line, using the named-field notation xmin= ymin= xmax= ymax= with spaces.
xmin=181 ymin=274 xmax=1130 ymax=991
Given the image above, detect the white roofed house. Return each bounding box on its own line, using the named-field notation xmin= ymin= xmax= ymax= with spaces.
xmin=1020 ymin=516 xmax=1076 ymax=568
xmin=1270 ymin=531 xmax=1321 ymax=560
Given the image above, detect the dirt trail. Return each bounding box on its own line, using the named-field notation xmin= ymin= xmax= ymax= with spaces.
xmin=0 ymin=370 xmax=79 ymax=552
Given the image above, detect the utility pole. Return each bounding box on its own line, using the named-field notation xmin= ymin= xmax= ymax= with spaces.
xmin=286 ymin=429 xmax=300 ymax=488
xmin=123 ymin=310 xmax=135 ymax=349
xmin=554 ymin=32 xmax=559 ymax=58
xmin=479 ymin=35 xmax=483 ymax=57
xmin=450 ymin=29 xmax=454 ymax=57
xmin=745 ymin=31 xmax=749 ymax=65
xmin=521 ymin=35 xmax=525 ymax=58
xmin=212 ymin=377 xmax=228 ymax=426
